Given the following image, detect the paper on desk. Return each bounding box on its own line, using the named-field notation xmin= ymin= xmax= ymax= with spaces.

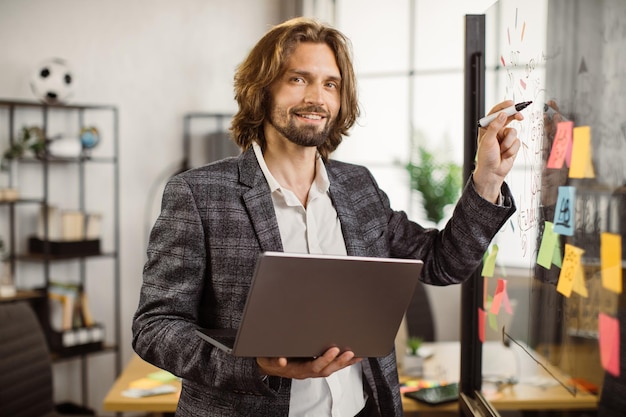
xmin=122 ymin=384 xmax=178 ymax=398
xmin=148 ymin=369 xmax=178 ymax=383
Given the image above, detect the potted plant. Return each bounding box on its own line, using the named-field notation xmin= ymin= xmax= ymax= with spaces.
xmin=406 ymin=137 xmax=462 ymax=226
xmin=403 ymin=336 xmax=425 ymax=377
xmin=0 ymin=126 xmax=46 ymax=201
xmin=0 ymin=236 xmax=16 ymax=298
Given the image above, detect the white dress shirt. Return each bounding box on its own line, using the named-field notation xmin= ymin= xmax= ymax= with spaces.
xmin=253 ymin=142 xmax=365 ymax=417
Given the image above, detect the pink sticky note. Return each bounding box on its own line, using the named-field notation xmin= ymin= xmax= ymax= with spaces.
xmin=547 ymin=121 xmax=573 ymax=169
xmin=598 ymin=313 xmax=620 ymax=377
xmin=490 ymin=279 xmax=513 ymax=315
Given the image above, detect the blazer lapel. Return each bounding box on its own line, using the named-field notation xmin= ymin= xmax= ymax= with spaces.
xmin=327 ymin=170 xmax=368 ymax=257
xmin=238 ymin=148 xmax=284 ymax=253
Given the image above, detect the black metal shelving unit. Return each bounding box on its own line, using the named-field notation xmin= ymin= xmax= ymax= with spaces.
xmin=0 ymin=98 xmax=121 ymax=407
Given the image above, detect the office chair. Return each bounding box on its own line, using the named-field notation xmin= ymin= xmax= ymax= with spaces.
xmin=405 ymin=281 xmax=436 ymax=341
xmin=0 ymin=301 xmax=94 ymax=417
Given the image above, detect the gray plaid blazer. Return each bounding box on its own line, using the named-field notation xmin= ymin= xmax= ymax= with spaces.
xmin=132 ymin=147 xmax=515 ymax=416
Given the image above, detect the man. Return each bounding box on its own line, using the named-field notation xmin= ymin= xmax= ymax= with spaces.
xmin=133 ymin=17 xmax=521 ymax=416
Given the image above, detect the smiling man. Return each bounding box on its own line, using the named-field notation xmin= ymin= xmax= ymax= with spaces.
xmin=133 ymin=17 xmax=521 ymax=417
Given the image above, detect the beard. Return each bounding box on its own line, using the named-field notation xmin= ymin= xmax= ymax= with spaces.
xmin=267 ymin=103 xmax=333 ymax=148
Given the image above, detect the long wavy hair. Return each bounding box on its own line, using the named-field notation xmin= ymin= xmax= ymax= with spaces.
xmin=231 ymin=17 xmax=359 ymax=161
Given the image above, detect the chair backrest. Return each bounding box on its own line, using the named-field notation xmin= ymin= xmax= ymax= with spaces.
xmin=0 ymin=301 xmax=55 ymax=417
xmin=405 ymin=281 xmax=436 ymax=341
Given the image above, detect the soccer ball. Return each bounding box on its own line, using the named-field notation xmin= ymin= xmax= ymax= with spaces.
xmin=30 ymin=58 xmax=75 ymax=104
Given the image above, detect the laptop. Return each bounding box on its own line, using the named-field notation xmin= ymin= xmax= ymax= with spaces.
xmin=195 ymin=251 xmax=423 ymax=358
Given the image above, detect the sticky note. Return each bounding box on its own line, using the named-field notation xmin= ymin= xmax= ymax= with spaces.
xmin=482 ymin=244 xmax=499 ymax=277
xmin=601 ymin=233 xmax=623 ymax=294
xmin=537 ymin=222 xmax=559 ymax=269
xmin=553 ymin=186 xmax=576 ymax=236
xmin=572 ymin=264 xmax=588 ymax=298
xmin=129 ymin=377 xmax=163 ymax=389
xmin=490 ymin=279 xmax=513 ymax=315
xmin=557 ymin=244 xmax=586 ymax=297
xmin=488 ymin=311 xmax=498 ymax=331
xmin=148 ymin=370 xmax=178 ymax=382
xmin=552 ymin=238 xmax=563 ymax=268
xmin=478 ymin=308 xmax=486 ymax=343
xmin=569 ymin=126 xmax=595 ymax=179
xmin=598 ymin=313 xmax=620 ymax=377
xmin=547 ymin=121 xmax=574 ymax=169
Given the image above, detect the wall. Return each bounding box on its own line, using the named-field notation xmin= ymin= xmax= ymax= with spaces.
xmin=0 ymin=0 xmax=281 ymax=411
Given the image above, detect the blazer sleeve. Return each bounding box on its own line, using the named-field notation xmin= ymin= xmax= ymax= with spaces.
xmin=131 ymin=175 xmax=278 ymax=396
xmin=385 ymin=176 xmax=516 ymax=285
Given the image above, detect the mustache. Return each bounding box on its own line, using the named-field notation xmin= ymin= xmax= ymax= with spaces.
xmin=291 ymin=106 xmax=330 ymax=118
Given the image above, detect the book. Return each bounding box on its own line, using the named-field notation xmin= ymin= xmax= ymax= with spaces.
xmin=61 ymin=211 xmax=85 ymax=241
xmin=37 ymin=205 xmax=61 ymax=240
xmin=48 ymin=289 xmax=74 ymax=331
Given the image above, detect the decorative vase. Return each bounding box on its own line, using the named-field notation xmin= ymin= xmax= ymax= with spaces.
xmin=403 ymin=354 xmax=425 ymax=377
xmin=0 ymin=261 xmax=16 ymax=298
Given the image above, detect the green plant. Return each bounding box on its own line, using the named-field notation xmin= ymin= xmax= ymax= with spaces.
xmin=407 ymin=336 xmax=424 ymax=356
xmin=1 ymin=126 xmax=46 ymax=172
xmin=406 ymin=145 xmax=462 ymax=224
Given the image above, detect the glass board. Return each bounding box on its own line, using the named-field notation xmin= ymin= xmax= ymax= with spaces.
xmin=481 ymin=0 xmax=625 ymax=402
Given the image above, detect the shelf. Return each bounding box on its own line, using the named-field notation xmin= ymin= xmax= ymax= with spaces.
xmin=1 ymin=96 xmax=121 ymax=407
xmin=0 ymin=198 xmax=44 ymax=205
xmin=0 ymin=289 xmax=46 ymax=303
xmin=17 ymin=251 xmax=116 ymax=262
xmin=51 ymin=344 xmax=118 ymax=363
xmin=0 ymin=98 xmax=116 ymax=111
xmin=18 ymin=155 xmax=117 ymax=164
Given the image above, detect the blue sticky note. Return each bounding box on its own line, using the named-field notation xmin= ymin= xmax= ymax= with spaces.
xmin=553 ymin=186 xmax=576 ymax=236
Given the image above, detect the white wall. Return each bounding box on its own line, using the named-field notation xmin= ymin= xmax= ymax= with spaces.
xmin=0 ymin=0 xmax=281 ymax=412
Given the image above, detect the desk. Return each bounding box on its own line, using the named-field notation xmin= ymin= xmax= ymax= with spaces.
xmin=401 ymin=342 xmax=598 ymax=415
xmin=104 ymin=343 xmax=597 ymax=414
xmin=103 ymin=355 xmax=180 ymax=413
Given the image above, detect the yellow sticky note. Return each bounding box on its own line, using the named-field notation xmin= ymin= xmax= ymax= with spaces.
xmin=569 ymin=126 xmax=595 ymax=179
xmin=557 ymin=244 xmax=585 ymax=297
xmin=129 ymin=377 xmax=163 ymax=389
xmin=482 ymin=244 xmax=498 ymax=277
xmin=601 ymin=233 xmax=623 ymax=294
xmin=572 ymin=264 xmax=588 ymax=298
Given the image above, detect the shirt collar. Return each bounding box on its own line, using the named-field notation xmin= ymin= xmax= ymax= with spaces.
xmin=252 ymin=141 xmax=330 ymax=195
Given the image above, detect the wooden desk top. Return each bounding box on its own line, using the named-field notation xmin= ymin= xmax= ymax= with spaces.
xmin=104 ymin=342 xmax=598 ymax=413
xmin=401 ymin=342 xmax=598 ymax=414
xmin=102 ymin=355 xmax=180 ymax=412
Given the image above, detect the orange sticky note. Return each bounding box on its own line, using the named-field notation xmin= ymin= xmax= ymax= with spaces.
xmin=598 ymin=313 xmax=620 ymax=377
xmin=478 ymin=308 xmax=486 ymax=343
xmin=547 ymin=121 xmax=574 ymax=169
xmin=557 ymin=244 xmax=585 ymax=297
xmin=601 ymin=233 xmax=623 ymax=294
xmin=569 ymin=126 xmax=595 ymax=179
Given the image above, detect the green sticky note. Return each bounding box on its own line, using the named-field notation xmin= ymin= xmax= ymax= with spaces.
xmin=552 ymin=238 xmax=563 ymax=268
xmin=537 ymin=222 xmax=558 ymax=269
xmin=481 ymin=244 xmax=499 ymax=277
xmin=147 ymin=370 xmax=178 ymax=382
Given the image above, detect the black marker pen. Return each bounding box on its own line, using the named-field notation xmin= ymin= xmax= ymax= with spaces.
xmin=477 ymin=101 xmax=532 ymax=128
